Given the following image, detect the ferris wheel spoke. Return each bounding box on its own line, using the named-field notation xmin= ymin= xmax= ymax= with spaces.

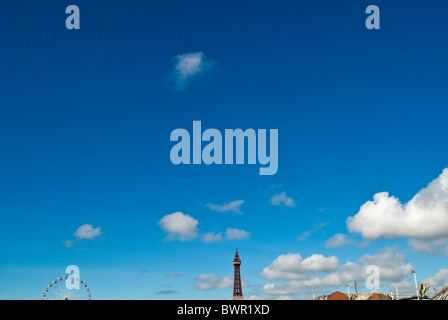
xmin=52 ymin=282 xmax=65 ymax=296
xmin=70 ymin=286 xmax=90 ymax=299
xmin=69 ymin=288 xmax=84 ymax=297
xmin=47 ymin=281 xmax=65 ymax=299
xmin=63 ymin=279 xmax=71 ymax=298
xmin=69 ymin=290 xmax=87 ymax=300
xmin=48 ymin=287 xmax=64 ymax=298
xmin=57 ymin=281 xmax=67 ymax=298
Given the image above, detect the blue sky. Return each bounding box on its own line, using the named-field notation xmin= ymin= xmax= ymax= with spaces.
xmin=1 ymin=0 xmax=447 ymax=299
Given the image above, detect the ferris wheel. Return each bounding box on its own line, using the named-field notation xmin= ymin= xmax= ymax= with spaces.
xmin=42 ymin=275 xmax=92 ymax=300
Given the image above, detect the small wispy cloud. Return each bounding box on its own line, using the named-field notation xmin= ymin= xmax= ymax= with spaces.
xmin=157 ymin=290 xmax=179 ymax=295
xmin=194 ymin=273 xmax=233 ymax=290
xmin=166 ymin=272 xmax=184 ymax=278
xmin=63 ymin=240 xmax=73 ymax=248
xmin=194 ymin=273 xmax=247 ymax=291
xmin=201 ymin=228 xmax=250 ymax=242
xmin=202 ymin=232 xmax=223 ymax=243
xmin=64 ymin=224 xmax=104 ymax=248
xmin=73 ymin=224 xmax=103 ymax=240
xmin=206 ymin=200 xmax=244 ymax=215
xmin=270 ymin=192 xmax=296 ymax=207
xmin=168 ymin=51 xmax=216 ymax=90
xmin=325 ymin=233 xmax=353 ymax=248
xmin=298 ymin=221 xmax=329 ymax=240
xmin=225 ymin=227 xmax=250 ymax=240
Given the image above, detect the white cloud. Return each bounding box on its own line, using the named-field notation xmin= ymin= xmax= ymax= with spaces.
xmin=157 ymin=213 xmax=249 ymax=243
xmin=158 ymin=212 xmax=199 ymax=241
xmin=262 ymin=281 xmax=303 ymax=295
xmin=301 ymin=254 xmax=340 ymax=271
xmin=194 ymin=273 xmax=233 ymax=290
xmin=347 ymin=168 xmax=448 ymax=252
xmin=408 ymin=237 xmax=448 ymax=255
xmin=261 ymin=253 xmax=339 ymax=280
xmin=424 ymin=269 xmax=448 ymax=290
xmin=206 ymin=200 xmax=244 ymax=215
xmin=387 ymin=269 xmax=448 ymax=298
xmin=202 ymin=232 xmax=223 ymax=243
xmin=73 ymin=224 xmax=103 ymax=240
xmin=357 ymin=247 xmax=413 ymax=282
xmin=300 ymin=267 xmax=354 ymax=288
xmin=261 ymin=247 xmax=413 ymax=296
xmin=225 ymin=228 xmax=250 ymax=240
xmin=388 ymin=279 xmax=416 ymax=298
xmin=64 ymin=224 xmax=103 ymax=248
xmin=270 ymin=192 xmax=296 ymax=207
xmin=277 ymin=295 xmax=294 ymax=300
xmin=325 ymin=234 xmax=352 ymax=248
xmin=169 ymin=51 xmax=215 ymax=89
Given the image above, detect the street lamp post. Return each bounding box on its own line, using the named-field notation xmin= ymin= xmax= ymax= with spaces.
xmin=411 ymin=270 xmax=419 ymax=299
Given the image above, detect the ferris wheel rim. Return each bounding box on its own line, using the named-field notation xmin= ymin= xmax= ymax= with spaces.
xmin=42 ymin=275 xmax=92 ymax=300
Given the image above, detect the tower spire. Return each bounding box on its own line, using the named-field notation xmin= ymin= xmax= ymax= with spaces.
xmin=232 ymin=248 xmax=244 ymax=300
